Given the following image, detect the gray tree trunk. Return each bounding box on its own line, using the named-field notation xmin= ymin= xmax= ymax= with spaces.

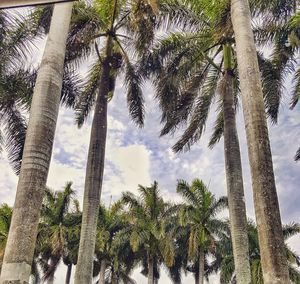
xmin=230 ymin=0 xmax=289 ymax=283
xmin=65 ymin=264 xmax=72 ymax=284
xmin=74 ymin=38 xmax=112 ymax=284
xmin=148 ymin=255 xmax=154 ymax=284
xmin=98 ymin=260 xmax=106 ymax=284
xmin=0 ymin=3 xmax=73 ymax=284
xmin=222 ymin=71 xmax=251 ymax=284
xmin=198 ymin=247 xmax=204 ymax=284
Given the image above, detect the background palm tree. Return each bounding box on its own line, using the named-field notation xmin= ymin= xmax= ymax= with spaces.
xmin=120 ymin=181 xmax=177 ymax=284
xmin=214 ymin=221 xmax=300 ymax=284
xmin=36 ymin=182 xmax=80 ymax=284
xmin=176 ymin=178 xmax=227 ymax=284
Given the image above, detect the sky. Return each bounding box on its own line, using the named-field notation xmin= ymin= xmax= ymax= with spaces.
xmin=1 ymin=7 xmax=300 ymax=284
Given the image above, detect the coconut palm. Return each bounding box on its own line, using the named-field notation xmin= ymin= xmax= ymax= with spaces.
xmin=213 ymin=221 xmax=300 ymax=284
xmin=120 ymin=181 xmax=177 ymax=284
xmin=176 ymin=178 xmax=227 ymax=284
xmin=0 ymin=4 xmax=74 ymax=282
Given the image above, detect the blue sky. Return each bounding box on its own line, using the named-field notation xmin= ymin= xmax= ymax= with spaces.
xmin=0 ymin=8 xmax=300 ymax=283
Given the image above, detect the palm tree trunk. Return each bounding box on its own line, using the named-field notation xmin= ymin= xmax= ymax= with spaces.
xmin=74 ymin=37 xmax=112 ymax=284
xmin=0 ymin=3 xmax=73 ymax=284
xmin=198 ymin=247 xmax=204 ymax=284
xmin=148 ymin=255 xmax=154 ymax=284
xmin=98 ymin=260 xmax=106 ymax=284
xmin=230 ymin=0 xmax=289 ymax=283
xmin=65 ymin=264 xmax=72 ymax=284
xmin=222 ymin=44 xmax=251 ymax=284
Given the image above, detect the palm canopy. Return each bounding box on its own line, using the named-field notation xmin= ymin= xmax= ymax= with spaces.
xmin=120 ymin=181 xmax=178 ymax=282
xmin=139 ymin=0 xmax=290 ymax=152
xmin=176 ymin=178 xmax=227 ymax=260
xmin=215 ymin=221 xmax=300 ymax=284
xmin=93 ymin=203 xmax=137 ymax=283
xmin=37 ymin=182 xmax=81 ymax=282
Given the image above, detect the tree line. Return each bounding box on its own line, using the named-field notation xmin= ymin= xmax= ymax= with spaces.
xmin=0 ymin=0 xmax=299 ymax=283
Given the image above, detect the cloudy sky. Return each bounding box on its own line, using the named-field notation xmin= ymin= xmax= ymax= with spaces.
xmin=1 ymin=8 xmax=300 ymax=284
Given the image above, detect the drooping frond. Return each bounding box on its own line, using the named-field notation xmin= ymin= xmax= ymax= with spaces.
xmin=124 ymin=59 xmax=145 ymax=127
xmin=258 ymin=53 xmax=284 ymax=123
xmin=172 ymin=66 xmax=221 ymax=152
xmin=208 ymin=108 xmax=224 ymax=148
xmin=75 ymin=60 xmax=101 ymax=127
xmin=290 ymin=68 xmax=300 ymax=109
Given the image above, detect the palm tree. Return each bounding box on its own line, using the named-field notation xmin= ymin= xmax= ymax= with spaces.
xmin=72 ymin=1 xmax=158 ymax=282
xmin=215 ymin=221 xmax=300 ymax=283
xmin=230 ymin=0 xmax=290 ymax=282
xmin=36 ymin=182 xmax=81 ymax=284
xmin=0 ymin=3 xmax=74 ymax=282
xmin=120 ymin=181 xmax=177 ymax=284
xmin=140 ymin=2 xmax=253 ymax=282
xmin=176 ymin=178 xmax=227 ymax=284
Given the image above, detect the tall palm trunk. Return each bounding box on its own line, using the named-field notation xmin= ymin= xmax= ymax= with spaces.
xmin=148 ymin=255 xmax=154 ymax=284
xmin=230 ymin=0 xmax=289 ymax=283
xmin=222 ymin=44 xmax=251 ymax=284
xmin=74 ymin=37 xmax=112 ymax=284
xmin=0 ymin=3 xmax=73 ymax=283
xmin=198 ymin=247 xmax=204 ymax=284
xmin=65 ymin=264 xmax=72 ymax=284
xmin=98 ymin=260 xmax=106 ymax=284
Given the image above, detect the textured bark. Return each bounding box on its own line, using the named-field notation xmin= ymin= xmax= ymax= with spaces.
xmin=231 ymin=0 xmax=289 ymax=283
xmin=98 ymin=260 xmax=106 ymax=284
xmin=0 ymin=3 xmax=73 ymax=284
xmin=222 ymin=71 xmax=251 ymax=284
xmin=74 ymin=38 xmax=112 ymax=284
xmin=65 ymin=264 xmax=72 ymax=284
xmin=148 ymin=255 xmax=154 ymax=284
xmin=198 ymin=248 xmax=204 ymax=284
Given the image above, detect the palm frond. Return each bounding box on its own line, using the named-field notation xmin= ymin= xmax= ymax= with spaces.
xmin=75 ymin=60 xmax=101 ymax=127
xmin=172 ymin=66 xmax=221 ymax=152
xmin=124 ymin=60 xmax=145 ymax=127
xmin=290 ymin=68 xmax=300 ymax=109
xmin=208 ymin=108 xmax=224 ymax=148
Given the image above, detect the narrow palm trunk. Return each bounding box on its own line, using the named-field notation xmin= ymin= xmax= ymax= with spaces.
xmin=222 ymin=45 xmax=251 ymax=284
xmin=98 ymin=260 xmax=106 ymax=284
xmin=230 ymin=0 xmax=289 ymax=283
xmin=0 ymin=3 xmax=73 ymax=284
xmin=148 ymin=255 xmax=154 ymax=284
xmin=74 ymin=38 xmax=112 ymax=284
xmin=198 ymin=247 xmax=204 ymax=284
xmin=65 ymin=264 xmax=72 ymax=284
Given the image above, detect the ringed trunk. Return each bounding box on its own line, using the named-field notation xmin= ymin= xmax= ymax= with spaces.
xmin=0 ymin=3 xmax=73 ymax=283
xmin=65 ymin=264 xmax=72 ymax=284
xmin=98 ymin=260 xmax=106 ymax=284
xmin=74 ymin=38 xmax=112 ymax=284
xmin=148 ymin=255 xmax=154 ymax=284
xmin=198 ymin=247 xmax=204 ymax=284
xmin=230 ymin=0 xmax=289 ymax=283
xmin=222 ymin=44 xmax=251 ymax=284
